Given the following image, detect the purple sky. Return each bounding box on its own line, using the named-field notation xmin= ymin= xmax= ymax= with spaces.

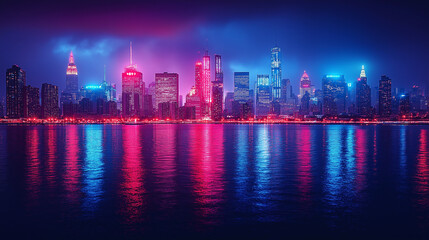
xmin=1 ymin=0 xmax=428 ymax=99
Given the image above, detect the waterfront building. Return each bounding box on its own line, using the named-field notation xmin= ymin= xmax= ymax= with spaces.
xmin=41 ymin=83 xmax=59 ymax=119
xmin=234 ymin=72 xmax=250 ymax=103
xmin=322 ymin=74 xmax=347 ymax=116
xmin=224 ymin=92 xmax=234 ymax=116
xmin=23 ymin=85 xmax=40 ymax=118
xmin=6 ymin=65 xmax=26 ymax=118
xmin=281 ymin=78 xmax=290 ymax=102
xmin=378 ymin=75 xmax=392 ymax=117
xmin=356 ymin=65 xmax=372 ymax=116
xmin=122 ymin=42 xmax=144 ymax=117
xmin=211 ymin=54 xmax=223 ymax=121
xmin=155 ymin=72 xmax=179 ymax=119
xmin=299 ymin=71 xmax=313 ymax=100
xmin=270 ymin=46 xmax=282 ymax=100
xmin=256 ymin=74 xmax=271 ymax=117
xmin=185 ymin=86 xmax=201 ymax=119
xmin=399 ymin=94 xmax=411 ymax=116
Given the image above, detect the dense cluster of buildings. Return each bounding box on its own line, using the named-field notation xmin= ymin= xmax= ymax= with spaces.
xmin=2 ymin=44 xmax=428 ymax=121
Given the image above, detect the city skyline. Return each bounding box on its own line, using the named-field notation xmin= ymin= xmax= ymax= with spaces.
xmin=1 ymin=1 xmax=428 ymax=100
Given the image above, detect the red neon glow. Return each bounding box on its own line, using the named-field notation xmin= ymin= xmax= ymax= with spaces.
xmin=64 ymin=125 xmax=80 ymax=205
xmin=26 ymin=127 xmax=41 ymax=206
xmin=66 ymin=51 xmax=78 ymax=75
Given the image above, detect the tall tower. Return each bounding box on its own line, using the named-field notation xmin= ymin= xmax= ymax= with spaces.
xmin=299 ymin=71 xmax=312 ymax=100
xmin=6 ymin=65 xmax=26 ymax=118
xmin=66 ymin=51 xmax=78 ymax=93
xmin=211 ymin=54 xmax=223 ymax=120
xmin=122 ymin=42 xmax=144 ymax=117
xmin=202 ymin=51 xmax=211 ymax=104
xmin=356 ymin=65 xmax=371 ymax=116
xmin=378 ymin=75 xmax=392 ymax=117
xmin=270 ymin=46 xmax=282 ymax=100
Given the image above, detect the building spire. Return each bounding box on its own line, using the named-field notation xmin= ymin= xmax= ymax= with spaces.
xmin=103 ymin=65 xmax=106 ymax=84
xmin=130 ymin=41 xmax=133 ymax=66
xmin=69 ymin=51 xmax=74 ymax=64
xmin=360 ymin=65 xmax=366 ymax=78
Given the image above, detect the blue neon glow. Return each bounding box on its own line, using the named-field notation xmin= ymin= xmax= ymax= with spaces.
xmin=85 ymin=85 xmax=102 ymax=89
xmin=327 ymin=74 xmax=341 ymax=78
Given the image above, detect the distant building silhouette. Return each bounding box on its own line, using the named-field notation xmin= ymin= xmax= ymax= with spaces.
xmin=378 ymin=75 xmax=392 ymax=117
xmin=356 ymin=65 xmax=371 ymax=116
xmin=6 ymin=65 xmax=26 ymax=118
xmin=211 ymin=54 xmax=223 ymax=121
xmin=322 ymin=74 xmax=347 ymax=116
xmin=41 ymin=83 xmax=59 ymax=118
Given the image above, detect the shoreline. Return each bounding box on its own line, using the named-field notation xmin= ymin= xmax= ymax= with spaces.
xmin=1 ymin=120 xmax=429 ymax=125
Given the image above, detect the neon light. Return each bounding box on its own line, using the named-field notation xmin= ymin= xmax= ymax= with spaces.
xmin=327 ymin=74 xmax=341 ymax=78
xmin=85 ymin=85 xmax=102 ymax=89
xmin=348 ymin=83 xmax=352 ymax=87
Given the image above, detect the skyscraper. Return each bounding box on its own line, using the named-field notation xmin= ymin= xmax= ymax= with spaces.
xmin=234 ymin=72 xmax=250 ymax=103
xmin=299 ymin=71 xmax=312 ymax=100
xmin=322 ymin=74 xmax=347 ymax=116
xmin=122 ymin=42 xmax=144 ymax=117
xmin=202 ymin=52 xmax=211 ymax=104
xmin=155 ymin=72 xmax=179 ymax=111
xmin=356 ymin=65 xmax=371 ymax=116
xmin=270 ymin=46 xmax=282 ymax=100
xmin=378 ymin=75 xmax=392 ymax=117
xmin=6 ymin=65 xmax=26 ymax=118
xmin=281 ymin=78 xmax=290 ymax=101
xmin=65 ymin=51 xmax=79 ymax=101
xmin=41 ymin=83 xmax=59 ymax=119
xmin=24 ymin=85 xmax=40 ymax=118
xmin=224 ymin=92 xmax=234 ymax=116
xmin=211 ymin=54 xmax=223 ymax=121
xmin=256 ymin=74 xmax=271 ymax=116
xmin=185 ymin=86 xmax=202 ymax=119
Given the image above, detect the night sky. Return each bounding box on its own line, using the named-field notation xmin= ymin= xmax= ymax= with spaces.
xmin=0 ymin=0 xmax=428 ymax=99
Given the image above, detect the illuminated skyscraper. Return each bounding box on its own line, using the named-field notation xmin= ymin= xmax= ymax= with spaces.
xmin=322 ymin=74 xmax=347 ymax=116
xmin=6 ymin=65 xmax=26 ymax=118
xmin=234 ymin=72 xmax=250 ymax=103
xmin=378 ymin=75 xmax=392 ymax=117
xmin=270 ymin=46 xmax=282 ymax=100
xmin=185 ymin=86 xmax=202 ymax=119
xmin=41 ymin=83 xmax=59 ymax=118
xmin=122 ymin=42 xmax=144 ymax=117
xmin=65 ymin=51 xmax=79 ymax=100
xmin=299 ymin=71 xmax=312 ymax=100
xmin=356 ymin=65 xmax=371 ymax=116
xmin=256 ymin=74 xmax=271 ymax=116
xmin=202 ymin=52 xmax=211 ymax=104
xmin=211 ymin=54 xmax=223 ymax=121
xmin=155 ymin=72 xmax=179 ymax=111
xmin=24 ymin=85 xmax=40 ymax=118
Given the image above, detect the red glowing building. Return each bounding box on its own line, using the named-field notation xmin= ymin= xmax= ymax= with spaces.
xmin=122 ymin=42 xmax=144 ymax=117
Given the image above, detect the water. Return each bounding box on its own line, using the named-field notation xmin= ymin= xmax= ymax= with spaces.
xmin=0 ymin=124 xmax=428 ymax=239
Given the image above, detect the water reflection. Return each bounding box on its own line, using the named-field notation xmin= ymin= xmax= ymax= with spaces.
xmin=64 ymin=125 xmax=81 ymax=206
xmin=82 ymin=125 xmax=104 ymax=216
xmin=296 ymin=126 xmax=312 ymax=206
xmin=25 ymin=127 xmax=41 ymax=206
xmin=120 ymin=125 xmax=144 ymax=224
xmin=189 ymin=124 xmax=225 ymax=224
xmin=45 ymin=126 xmax=58 ymax=189
xmin=416 ymin=129 xmax=429 ymax=208
xmin=153 ymin=124 xmax=177 ymax=211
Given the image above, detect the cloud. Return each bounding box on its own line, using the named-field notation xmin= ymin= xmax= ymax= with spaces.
xmin=52 ymin=37 xmax=125 ymax=57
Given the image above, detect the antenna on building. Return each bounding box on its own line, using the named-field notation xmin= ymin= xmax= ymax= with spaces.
xmin=103 ymin=65 xmax=106 ymax=84
xmin=130 ymin=41 xmax=133 ymax=66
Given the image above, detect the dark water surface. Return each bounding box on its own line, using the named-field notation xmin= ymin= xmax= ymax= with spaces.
xmin=0 ymin=124 xmax=428 ymax=239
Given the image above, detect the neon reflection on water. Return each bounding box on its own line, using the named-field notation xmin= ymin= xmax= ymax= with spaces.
xmin=82 ymin=125 xmax=104 ymax=216
xmin=189 ymin=124 xmax=225 ymax=224
xmin=26 ymin=127 xmax=41 ymax=206
xmin=254 ymin=125 xmax=272 ymax=221
xmin=64 ymin=125 xmax=81 ymax=206
xmin=153 ymin=125 xmax=177 ymax=211
xmin=120 ymin=125 xmax=144 ymax=224
xmin=296 ymin=126 xmax=312 ymax=206
xmin=416 ymin=129 xmax=429 ymax=209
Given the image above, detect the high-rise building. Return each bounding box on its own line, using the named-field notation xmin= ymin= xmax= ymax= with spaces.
xmin=322 ymin=74 xmax=347 ymax=116
xmin=202 ymin=52 xmax=211 ymax=104
xmin=256 ymin=74 xmax=271 ymax=117
xmin=65 ymin=51 xmax=79 ymax=101
xmin=185 ymin=86 xmax=202 ymax=119
xmin=122 ymin=42 xmax=144 ymax=117
xmin=399 ymin=94 xmax=411 ymax=116
xmin=41 ymin=83 xmax=59 ymax=119
xmin=378 ymin=75 xmax=392 ymax=117
xmin=234 ymin=72 xmax=250 ymax=103
xmin=211 ymin=55 xmax=224 ymax=121
xmin=270 ymin=46 xmax=282 ymax=100
xmin=224 ymin=92 xmax=234 ymax=116
xmin=24 ymin=85 xmax=40 ymax=118
xmin=6 ymin=65 xmax=26 ymax=118
xmin=299 ymin=71 xmax=312 ymax=100
xmin=281 ymin=78 xmax=290 ymax=101
xmin=356 ymin=65 xmax=371 ymax=116
xmin=147 ymin=81 xmax=156 ymax=109
xmin=155 ymin=72 xmax=179 ymax=118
